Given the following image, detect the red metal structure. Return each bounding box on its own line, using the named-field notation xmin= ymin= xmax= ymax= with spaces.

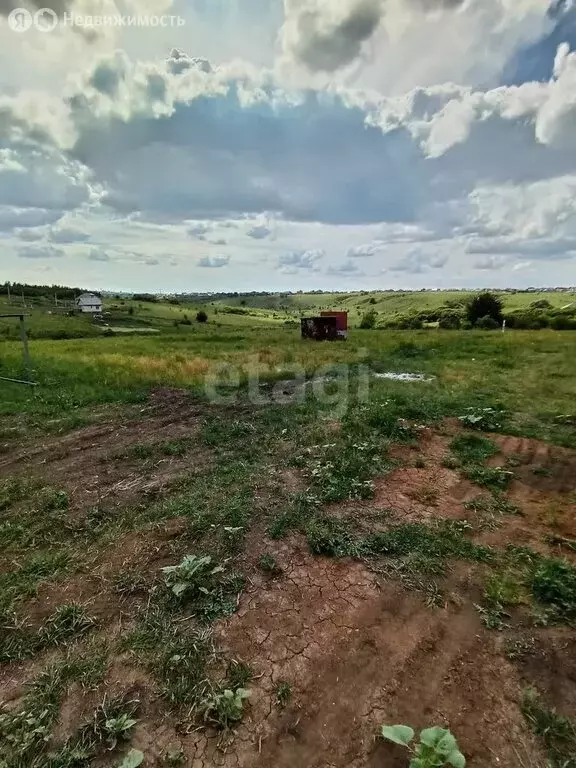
xmin=320 ymin=311 xmax=348 ymax=340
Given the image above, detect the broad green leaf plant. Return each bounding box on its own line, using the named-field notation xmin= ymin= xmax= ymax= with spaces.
xmin=381 ymin=724 xmax=466 ymax=768
xmin=161 ymin=555 xmax=225 ymax=598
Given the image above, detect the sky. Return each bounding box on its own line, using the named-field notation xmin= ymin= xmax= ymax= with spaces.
xmin=1 ymin=0 xmax=576 ymax=292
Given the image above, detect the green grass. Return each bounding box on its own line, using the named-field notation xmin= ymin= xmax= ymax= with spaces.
xmin=449 ymin=434 xmax=499 ymax=465
xmin=1 ymin=318 xmax=576 ymax=449
xmin=0 ymin=644 xmax=110 ymax=766
xmin=122 ymin=603 xmax=214 ymax=710
xmin=1 ymin=604 xmax=97 ymax=663
xmin=1 ymin=295 xmax=576 ymax=760
xmin=522 ymin=688 xmax=576 ymax=768
xmin=464 ymin=465 xmax=514 ymax=491
xmin=275 ymin=681 xmax=292 ymax=708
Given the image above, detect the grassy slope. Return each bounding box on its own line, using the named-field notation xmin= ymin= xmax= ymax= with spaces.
xmin=1 ymin=319 xmax=575 ymax=447
xmin=3 ymin=291 xmax=575 ymax=341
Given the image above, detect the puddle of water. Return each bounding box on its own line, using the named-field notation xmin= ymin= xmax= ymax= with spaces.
xmin=372 ymin=372 xmax=435 ymax=382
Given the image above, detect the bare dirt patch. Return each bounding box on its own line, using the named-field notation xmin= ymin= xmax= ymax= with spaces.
xmin=491 ymin=434 xmax=576 ymax=494
xmin=20 ymin=516 xmax=189 ymax=627
xmin=125 ymin=541 xmax=544 ymax=768
xmin=0 ymin=388 xmax=213 ymax=513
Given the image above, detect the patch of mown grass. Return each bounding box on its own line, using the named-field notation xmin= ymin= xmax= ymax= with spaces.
xmin=294 ymin=429 xmax=389 ymax=504
xmin=274 ymin=681 xmax=292 ymax=708
xmin=522 ymin=688 xmax=576 ymax=768
xmin=0 ymin=476 xmax=37 ymax=511
xmin=268 ymin=491 xmax=320 ymax=540
xmin=477 ymin=572 xmax=527 ymax=629
xmin=0 ymin=483 xmax=71 ymax=553
xmin=125 ymin=436 xmax=196 ymax=461
xmin=478 ymin=547 xmax=576 ymax=628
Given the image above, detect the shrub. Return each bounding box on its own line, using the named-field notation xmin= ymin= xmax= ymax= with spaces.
xmin=550 ymin=315 xmax=576 ymax=331
xmin=196 ymin=310 xmax=208 ymax=323
xmin=475 ymin=315 xmax=500 ymax=330
xmin=359 ymin=310 xmax=377 ymax=329
xmin=438 ymin=312 xmax=461 ymax=330
xmin=466 ymin=292 xmax=503 ymax=326
xmin=530 ymin=558 xmax=576 ymax=620
xmin=132 ymin=293 xmax=157 ymax=303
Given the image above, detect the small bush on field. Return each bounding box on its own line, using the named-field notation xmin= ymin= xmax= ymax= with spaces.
xmin=359 ymin=310 xmax=377 ymax=329
xmin=391 ymin=341 xmax=430 ymax=358
xmin=200 ymin=687 xmax=251 ymax=729
xmin=438 ymin=312 xmax=461 ymax=330
xmin=475 ymin=315 xmax=500 ymax=330
xmin=466 ymin=291 xmax=503 ymax=326
xmin=381 ymin=724 xmax=466 ymax=767
xmin=196 ymin=311 xmax=208 ymax=323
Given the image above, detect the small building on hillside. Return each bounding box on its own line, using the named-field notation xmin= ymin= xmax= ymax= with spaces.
xmin=320 ymin=311 xmax=348 ymax=339
xmin=77 ymin=293 xmax=103 ymax=314
xmin=301 ymin=312 xmax=348 ymax=341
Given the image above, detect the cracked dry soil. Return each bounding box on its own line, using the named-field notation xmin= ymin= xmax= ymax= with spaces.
xmin=132 ymin=540 xmax=544 ymax=768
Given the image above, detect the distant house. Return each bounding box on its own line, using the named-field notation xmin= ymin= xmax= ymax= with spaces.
xmin=77 ymin=293 xmax=103 ymax=314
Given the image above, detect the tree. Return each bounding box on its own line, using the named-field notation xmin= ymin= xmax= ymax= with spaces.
xmin=196 ymin=310 xmax=208 ymax=323
xmin=466 ymin=292 xmax=503 ymax=326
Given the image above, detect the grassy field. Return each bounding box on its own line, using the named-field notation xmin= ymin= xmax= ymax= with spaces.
xmin=2 ymin=289 xmax=576 ymax=340
xmin=0 ymin=293 xmax=576 ymax=767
